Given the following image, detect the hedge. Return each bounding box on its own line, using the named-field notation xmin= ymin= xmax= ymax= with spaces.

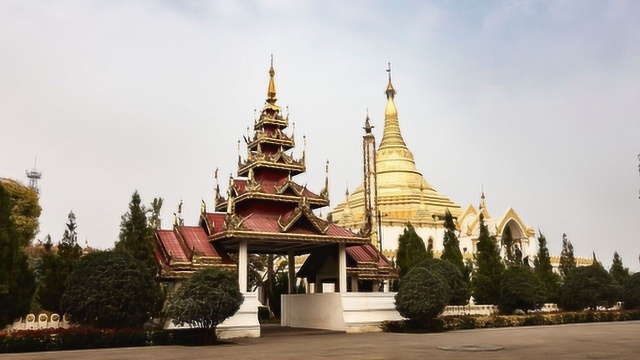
xmin=381 ymin=309 xmax=640 ymax=333
xmin=0 ymin=327 xmax=205 ymax=353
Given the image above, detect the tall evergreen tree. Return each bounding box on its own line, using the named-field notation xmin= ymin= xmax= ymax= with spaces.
xmin=396 ymin=222 xmax=428 ymax=278
xmin=440 ymin=209 xmax=465 ymax=276
xmin=114 ymin=191 xmax=156 ymax=272
xmin=534 ymin=231 xmax=560 ymax=303
xmin=559 ymin=233 xmax=576 ymax=279
xmin=0 ymin=178 xmax=40 ymax=326
xmin=36 ymin=212 xmax=83 ymax=313
xmin=471 ymin=213 xmax=505 ymax=305
xmin=609 ymin=251 xmax=629 ymax=285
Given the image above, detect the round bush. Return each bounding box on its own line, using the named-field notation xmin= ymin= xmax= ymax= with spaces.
xmin=558 ymin=264 xmax=621 ymax=311
xmin=623 ymin=272 xmax=640 ymax=309
xmin=168 ymin=268 xmax=242 ymax=343
xmin=417 ymin=259 xmax=470 ymax=305
xmin=61 ymin=251 xmax=161 ymax=329
xmin=395 ymin=267 xmax=450 ymax=324
xmin=498 ymin=266 xmax=545 ymax=314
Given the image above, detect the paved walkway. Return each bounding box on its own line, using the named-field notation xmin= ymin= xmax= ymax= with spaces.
xmin=4 ymin=321 xmax=640 ymax=359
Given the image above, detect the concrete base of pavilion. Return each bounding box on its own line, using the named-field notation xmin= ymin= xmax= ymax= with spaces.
xmin=281 ymin=292 xmax=403 ymax=333
xmin=165 ymin=292 xmax=261 ymax=340
xmin=216 ymin=292 xmax=262 ymax=339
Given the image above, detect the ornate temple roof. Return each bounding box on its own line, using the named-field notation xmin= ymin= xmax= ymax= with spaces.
xmin=330 ymin=66 xmax=462 ymax=231
xmin=154 ymin=226 xmax=235 ymax=280
xmin=154 ymin=59 xmax=393 ymax=280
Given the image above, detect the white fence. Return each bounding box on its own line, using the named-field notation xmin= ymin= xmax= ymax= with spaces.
xmin=5 ymin=313 xmax=71 ymax=331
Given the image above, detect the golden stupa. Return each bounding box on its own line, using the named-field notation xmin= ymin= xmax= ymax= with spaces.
xmin=329 ymin=67 xmax=462 ymax=236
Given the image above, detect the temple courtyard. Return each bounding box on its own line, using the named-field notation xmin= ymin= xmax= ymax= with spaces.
xmin=6 ymin=321 xmax=640 ymax=359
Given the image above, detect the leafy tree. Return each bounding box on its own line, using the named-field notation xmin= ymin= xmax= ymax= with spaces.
xmin=498 ymin=266 xmax=545 ymax=314
xmin=396 ymin=222 xmax=428 ymax=278
xmin=440 ymin=209 xmax=465 ymax=278
xmin=609 ymin=251 xmax=629 ymax=285
xmin=471 ymin=213 xmax=505 ymax=305
xmin=502 ymin=226 xmax=515 ymax=266
xmin=168 ymin=268 xmax=243 ymax=344
xmin=114 ymin=191 xmax=156 ymax=272
xmin=35 ymin=235 xmax=63 ymax=313
xmin=0 ymin=178 xmax=41 ymax=326
xmin=558 ymin=233 xmax=576 ymax=279
xmin=61 ymin=251 xmax=162 ymax=329
xmin=622 ymin=272 xmax=640 ymax=309
xmin=418 ymin=258 xmax=469 ymax=305
xmin=558 ymin=264 xmax=622 ymax=311
xmin=395 ymin=267 xmax=450 ymax=326
xmin=37 ymin=211 xmax=83 ymax=313
xmin=533 ymin=231 xmax=560 ymax=303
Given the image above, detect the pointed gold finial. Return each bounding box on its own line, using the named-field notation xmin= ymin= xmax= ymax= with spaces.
xmin=385 ymin=62 xmax=395 ymax=99
xmin=479 ymin=185 xmax=486 ymax=210
xmin=267 ymin=55 xmax=277 ymax=103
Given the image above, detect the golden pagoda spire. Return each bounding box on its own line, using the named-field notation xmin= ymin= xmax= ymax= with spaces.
xmin=379 ymin=62 xmax=408 ymax=151
xmin=267 ymin=54 xmax=277 ymax=104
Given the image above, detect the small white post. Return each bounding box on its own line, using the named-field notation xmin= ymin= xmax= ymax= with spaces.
xmin=238 ymin=239 xmax=248 ymax=293
xmin=338 ymin=243 xmax=347 ymax=293
xmin=288 ymin=251 xmax=296 ymax=294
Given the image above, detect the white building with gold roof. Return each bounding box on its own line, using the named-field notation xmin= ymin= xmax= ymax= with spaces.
xmin=329 ymin=66 xmax=537 ymax=263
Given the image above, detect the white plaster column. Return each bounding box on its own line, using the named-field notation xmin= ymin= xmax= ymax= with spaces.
xmin=288 ymin=251 xmax=295 ymax=294
xmin=238 ymin=239 xmax=248 ymax=293
xmin=338 ymin=243 xmax=347 ymax=293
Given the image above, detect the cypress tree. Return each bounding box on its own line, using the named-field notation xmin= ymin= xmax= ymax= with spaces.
xmin=471 ymin=213 xmax=505 ymax=305
xmin=440 ymin=209 xmax=465 ymax=276
xmin=559 ymin=233 xmax=576 ymax=279
xmin=534 ymin=231 xmax=560 ymax=303
xmin=114 ymin=191 xmax=156 ymax=272
xmin=609 ymin=251 xmax=629 ymax=285
xmin=396 ymin=222 xmax=428 ymax=278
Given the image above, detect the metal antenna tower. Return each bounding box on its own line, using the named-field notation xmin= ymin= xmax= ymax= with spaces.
xmin=25 ymin=157 xmax=42 ymax=194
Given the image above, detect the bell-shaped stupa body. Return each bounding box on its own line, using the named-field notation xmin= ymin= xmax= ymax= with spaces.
xmin=329 ymin=69 xmax=462 ymax=256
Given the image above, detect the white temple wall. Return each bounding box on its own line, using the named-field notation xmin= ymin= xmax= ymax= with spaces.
xmin=379 ymin=225 xmax=446 ymax=254
xmin=281 ymin=293 xmax=402 ymax=332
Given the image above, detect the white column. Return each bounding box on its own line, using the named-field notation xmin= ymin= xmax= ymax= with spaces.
xmin=238 ymin=239 xmax=248 ymax=293
xmin=338 ymin=243 xmax=347 ymax=293
xmin=288 ymin=251 xmax=296 ymax=294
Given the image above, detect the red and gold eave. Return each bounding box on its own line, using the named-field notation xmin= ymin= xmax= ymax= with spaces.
xmin=154 ymin=225 xmax=235 ymax=280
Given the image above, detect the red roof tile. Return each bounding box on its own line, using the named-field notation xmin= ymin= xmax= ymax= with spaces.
xmin=177 ymin=226 xmax=218 ymax=257
xmin=347 ymin=243 xmax=393 ymax=267
xmin=157 ymin=230 xmax=189 ymax=262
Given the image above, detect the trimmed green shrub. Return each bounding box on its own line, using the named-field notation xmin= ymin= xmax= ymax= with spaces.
xmin=558 ymin=264 xmax=622 ymax=311
xmin=395 ymin=267 xmax=450 ymax=325
xmin=168 ymin=268 xmax=243 ymax=344
xmin=622 ymin=272 xmax=640 ymax=309
xmin=417 ymin=259 xmax=470 ymax=305
xmin=61 ymin=251 xmax=162 ymax=329
xmin=498 ymin=266 xmax=545 ymax=314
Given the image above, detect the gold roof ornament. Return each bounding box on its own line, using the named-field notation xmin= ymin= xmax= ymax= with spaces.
xmin=267 ymin=54 xmax=277 ymax=103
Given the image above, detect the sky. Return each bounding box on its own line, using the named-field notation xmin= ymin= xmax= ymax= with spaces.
xmin=1 ymin=0 xmax=639 ymax=270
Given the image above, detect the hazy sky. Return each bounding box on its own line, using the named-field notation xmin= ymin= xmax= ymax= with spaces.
xmin=2 ymin=1 xmax=639 ymax=270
